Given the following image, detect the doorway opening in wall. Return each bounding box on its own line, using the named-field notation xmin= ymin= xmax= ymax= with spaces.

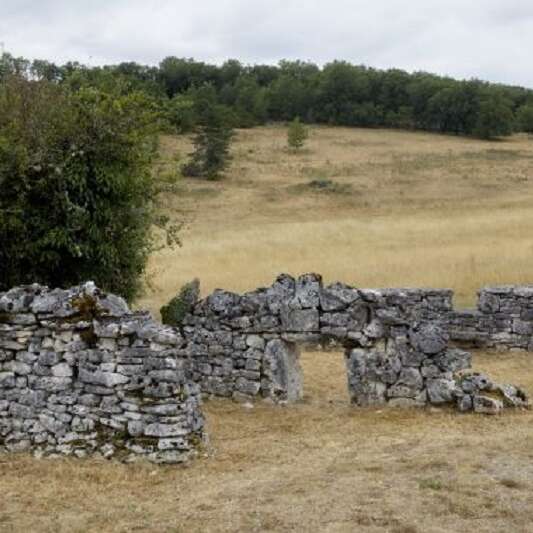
xmin=298 ymin=347 xmax=350 ymax=405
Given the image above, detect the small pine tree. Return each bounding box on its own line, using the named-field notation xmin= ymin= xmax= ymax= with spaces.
xmin=182 ymin=86 xmax=234 ymax=179
xmin=287 ymin=117 xmax=308 ymax=150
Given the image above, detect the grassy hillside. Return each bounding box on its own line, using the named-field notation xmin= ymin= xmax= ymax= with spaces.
xmin=140 ymin=124 xmax=533 ymax=315
xmin=3 ymin=125 xmax=533 ymax=532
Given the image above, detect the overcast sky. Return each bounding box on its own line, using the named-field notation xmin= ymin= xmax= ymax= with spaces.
xmin=1 ymin=0 xmax=532 ymax=87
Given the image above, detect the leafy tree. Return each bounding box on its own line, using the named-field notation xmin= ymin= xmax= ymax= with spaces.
xmin=516 ymin=104 xmax=533 ymax=134
xmin=0 ymin=52 xmax=30 ymax=81
xmin=287 ymin=117 xmax=308 ymax=150
xmin=474 ymin=96 xmax=514 ymax=140
xmin=30 ymin=59 xmax=64 ymax=82
xmin=0 ymin=75 xmax=172 ymax=300
xmin=233 ymin=76 xmax=268 ymax=127
xmin=165 ymin=94 xmax=196 ymax=133
xmin=181 ymin=86 xmax=234 ymax=179
xmin=426 ymin=83 xmax=482 ymax=135
xmin=317 ymin=62 xmax=371 ymax=125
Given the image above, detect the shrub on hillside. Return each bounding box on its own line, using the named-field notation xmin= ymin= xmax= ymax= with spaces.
xmin=287 ymin=117 xmax=308 ymax=150
xmin=160 ymin=279 xmax=200 ymax=327
xmin=0 ymin=75 xmax=167 ymax=301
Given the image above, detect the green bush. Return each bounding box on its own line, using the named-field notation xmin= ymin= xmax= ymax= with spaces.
xmin=0 ymin=75 xmax=165 ymax=300
xmin=287 ymin=117 xmax=308 ymax=150
xmin=165 ymin=94 xmax=196 ymax=134
xmin=160 ymin=279 xmax=200 ymax=327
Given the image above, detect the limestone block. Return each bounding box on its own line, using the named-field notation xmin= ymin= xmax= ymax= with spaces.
xmin=473 ymin=395 xmax=503 ymax=415
xmin=264 ymin=339 xmax=303 ymax=401
xmin=280 ymin=307 xmax=319 ymax=332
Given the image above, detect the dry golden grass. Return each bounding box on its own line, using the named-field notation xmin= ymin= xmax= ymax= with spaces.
xmin=140 ymin=125 xmax=533 ymax=315
xmin=1 ymin=351 xmax=533 ymax=532
xmin=3 ymin=126 xmax=533 ymax=532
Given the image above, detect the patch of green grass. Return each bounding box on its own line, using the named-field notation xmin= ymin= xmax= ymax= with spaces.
xmin=418 ymin=478 xmax=444 ymax=491
xmin=289 ymin=178 xmax=353 ymax=195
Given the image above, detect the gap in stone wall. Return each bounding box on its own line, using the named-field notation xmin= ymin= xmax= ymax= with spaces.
xmin=299 ymin=349 xmax=350 ymax=406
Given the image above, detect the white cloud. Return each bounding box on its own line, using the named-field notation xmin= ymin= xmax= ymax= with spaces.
xmin=0 ymin=0 xmax=531 ymax=87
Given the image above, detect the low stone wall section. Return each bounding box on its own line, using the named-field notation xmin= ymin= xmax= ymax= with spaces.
xmin=449 ymin=286 xmax=533 ymax=350
xmin=0 ymin=283 xmax=205 ymax=463
xmin=179 ymin=274 xmax=529 ymax=413
xmin=1 ymin=275 xmax=531 ymax=464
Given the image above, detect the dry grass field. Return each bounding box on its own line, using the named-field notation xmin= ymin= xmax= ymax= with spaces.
xmin=3 ymin=125 xmax=533 ymax=532
xmin=140 ymin=125 xmax=533 ymax=314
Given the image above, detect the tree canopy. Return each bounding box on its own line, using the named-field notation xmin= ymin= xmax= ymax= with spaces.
xmin=0 ymin=73 xmax=165 ymax=300
xmin=2 ymin=52 xmax=532 ymax=139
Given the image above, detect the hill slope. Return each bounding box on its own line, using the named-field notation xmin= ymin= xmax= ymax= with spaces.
xmin=140 ymin=125 xmax=533 ymax=314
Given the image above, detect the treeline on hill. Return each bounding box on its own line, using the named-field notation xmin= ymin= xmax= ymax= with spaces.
xmin=2 ymin=53 xmax=533 ymax=139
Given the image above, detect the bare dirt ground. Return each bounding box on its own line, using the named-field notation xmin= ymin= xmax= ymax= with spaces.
xmin=1 ymin=351 xmax=532 ymax=532
xmin=2 ymin=126 xmax=533 ymax=532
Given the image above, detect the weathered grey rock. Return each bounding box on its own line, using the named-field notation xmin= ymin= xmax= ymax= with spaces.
xmin=456 ymin=394 xmax=473 ymax=412
xmin=427 ymin=378 xmax=457 ymax=405
xmin=433 ymin=349 xmax=471 ymax=373
xmin=51 ymin=363 xmax=73 ymax=377
xmin=460 ymin=373 xmax=494 ymax=394
xmin=320 ymin=282 xmax=359 ymax=312
xmin=263 ymin=339 xmax=302 ymax=401
xmin=144 ymin=423 xmax=189 ymax=438
xmin=280 ymin=307 xmax=319 ymax=332
xmin=478 ymin=291 xmax=500 ymax=313
xmin=388 ymin=367 xmax=424 ymax=398
xmin=409 ymin=323 xmax=448 ymax=355
xmin=293 ymin=273 xmax=322 ymax=309
xmin=473 ymin=395 xmax=503 ymax=415
xmin=246 ymin=335 xmax=265 ymax=350
xmin=496 ymin=384 xmax=530 ymax=408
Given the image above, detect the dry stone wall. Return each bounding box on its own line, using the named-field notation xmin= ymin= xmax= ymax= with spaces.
xmin=1 ymin=274 xmax=531 ymax=464
xmin=0 ymin=283 xmax=204 ymax=464
xmin=180 ymin=274 xmax=529 ymax=413
xmin=450 ymin=286 xmax=533 ymax=350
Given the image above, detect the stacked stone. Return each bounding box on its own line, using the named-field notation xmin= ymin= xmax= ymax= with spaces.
xmin=0 ymin=283 xmax=204 ymax=463
xmin=346 ymin=322 xmax=469 ymax=408
xmin=181 ymin=274 xmax=469 ymax=404
xmin=449 ymin=286 xmax=533 ymax=351
xmin=345 ymin=322 xmax=529 ymax=413
xmin=1 ymin=274 xmax=529 ymax=468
